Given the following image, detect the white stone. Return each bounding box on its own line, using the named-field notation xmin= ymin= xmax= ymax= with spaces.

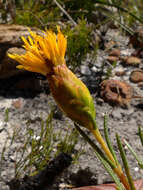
xmin=35 ymin=136 xmax=40 ymax=141
xmin=39 ymin=145 xmax=43 ymax=150
xmin=80 ymin=65 xmax=91 ymax=76
xmin=0 ymin=121 xmax=4 ymax=128
xmin=134 ymin=167 xmax=139 ymax=172
xmin=91 ymin=66 xmax=98 ymax=72
xmin=0 ymin=99 xmax=13 ymax=109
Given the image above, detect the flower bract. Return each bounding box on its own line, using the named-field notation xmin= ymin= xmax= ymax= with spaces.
xmin=8 ymin=27 xmax=96 ymax=130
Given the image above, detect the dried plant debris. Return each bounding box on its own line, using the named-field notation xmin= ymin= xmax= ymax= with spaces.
xmin=100 ymin=80 xmax=133 ymax=107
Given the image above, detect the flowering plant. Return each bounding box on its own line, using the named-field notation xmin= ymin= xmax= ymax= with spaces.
xmin=8 ymin=27 xmax=139 ymax=190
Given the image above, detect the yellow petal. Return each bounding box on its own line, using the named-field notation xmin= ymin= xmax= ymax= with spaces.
xmin=57 ymin=28 xmax=67 ymax=58
xmin=8 ymin=27 xmax=67 ymax=76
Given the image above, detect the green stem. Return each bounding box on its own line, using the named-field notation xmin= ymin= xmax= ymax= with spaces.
xmin=74 ymin=123 xmax=115 ymax=168
xmin=75 ymin=123 xmax=124 ymax=190
xmin=91 ymin=119 xmax=131 ymax=190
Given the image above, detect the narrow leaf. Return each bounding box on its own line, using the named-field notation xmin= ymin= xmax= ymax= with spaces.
xmin=124 ymin=139 xmax=143 ymax=169
xmin=138 ymin=126 xmax=143 ymax=147
xmin=116 ymin=134 xmax=136 ymax=190
xmin=104 ymin=114 xmax=119 ymax=165
xmin=75 ymin=124 xmax=124 ymax=190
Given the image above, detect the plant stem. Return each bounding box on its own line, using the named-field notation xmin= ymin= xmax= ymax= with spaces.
xmin=91 ymin=122 xmax=131 ymax=190
xmin=53 ymin=0 xmax=77 ymax=26
xmin=94 ymin=0 xmax=143 ymax=24
xmin=75 ymin=123 xmax=124 ymax=190
xmin=91 ymin=128 xmax=115 ymax=163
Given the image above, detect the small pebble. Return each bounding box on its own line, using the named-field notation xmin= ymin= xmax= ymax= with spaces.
xmin=109 ymin=48 xmax=120 ymax=57
xmin=53 ymin=148 xmax=57 ymax=152
xmin=115 ymin=71 xmax=126 ymax=76
xmin=107 ymin=56 xmax=118 ymax=63
xmin=12 ymin=99 xmax=23 ymax=109
xmin=134 ymin=167 xmax=139 ymax=172
xmin=130 ymin=70 xmax=143 ymax=83
xmin=91 ymin=66 xmax=98 ymax=72
xmin=125 ymin=56 xmax=141 ymax=66
xmin=33 ymin=135 xmax=40 ymax=140
xmin=80 ymin=65 xmax=91 ymax=76
xmin=39 ymin=145 xmax=43 ymax=150
xmin=0 ymin=121 xmax=4 ymax=128
xmin=59 ymin=183 xmax=74 ymax=188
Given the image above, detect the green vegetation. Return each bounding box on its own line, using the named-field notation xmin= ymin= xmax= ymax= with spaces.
xmin=1 ymin=0 xmax=143 ymax=69
xmin=0 ymin=109 xmax=83 ymax=179
xmin=65 ymin=19 xmax=93 ymax=68
xmin=75 ymin=116 xmax=143 ymax=190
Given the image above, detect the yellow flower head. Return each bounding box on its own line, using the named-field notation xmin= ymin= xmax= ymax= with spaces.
xmin=8 ymin=27 xmax=67 ymax=76
xmin=8 ymin=27 xmax=96 ymax=130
